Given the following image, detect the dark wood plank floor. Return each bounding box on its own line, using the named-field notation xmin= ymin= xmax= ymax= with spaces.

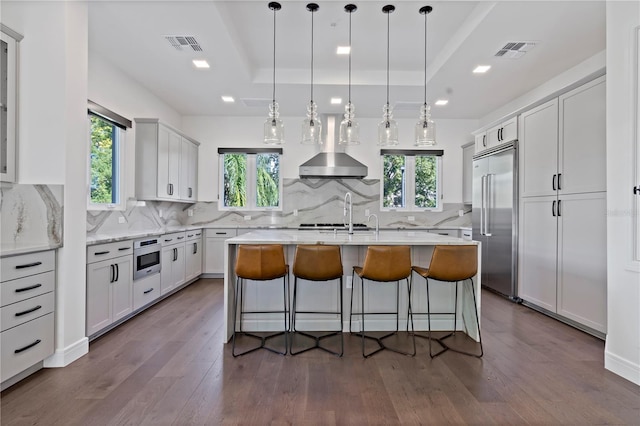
xmin=2 ymin=278 xmax=638 ymax=425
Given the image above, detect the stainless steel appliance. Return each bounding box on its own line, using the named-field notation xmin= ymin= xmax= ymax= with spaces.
xmin=133 ymin=237 xmax=161 ymax=280
xmin=472 ymin=141 xmax=519 ymax=299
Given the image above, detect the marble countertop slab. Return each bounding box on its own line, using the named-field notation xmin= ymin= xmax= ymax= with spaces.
xmin=1 ymin=241 xmax=63 ymax=257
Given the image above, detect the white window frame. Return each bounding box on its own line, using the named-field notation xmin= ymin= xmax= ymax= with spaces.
xmin=86 ymin=101 xmax=130 ymax=212
xmin=380 ymin=149 xmax=443 ymax=212
xmin=218 ymin=148 xmax=283 ymax=212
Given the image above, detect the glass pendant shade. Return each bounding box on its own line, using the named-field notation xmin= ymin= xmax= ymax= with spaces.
xmin=415 ymin=103 xmax=436 ymax=146
xmin=301 ymin=101 xmax=322 ymax=145
xmin=339 ymin=102 xmax=360 ymax=145
xmin=378 ymin=104 xmax=399 ymax=146
xmin=264 ymin=101 xmax=285 ymax=145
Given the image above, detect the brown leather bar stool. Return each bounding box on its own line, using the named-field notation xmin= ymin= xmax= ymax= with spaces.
xmin=232 ymin=244 xmax=289 ymax=357
xmin=411 ymin=244 xmax=483 ymax=358
xmin=349 ymin=245 xmax=416 ymax=358
xmin=290 ymin=245 xmax=344 ymax=357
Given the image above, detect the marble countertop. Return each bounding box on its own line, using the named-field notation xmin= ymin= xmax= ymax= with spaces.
xmin=1 ymin=241 xmax=63 ymax=257
xmin=226 ymin=229 xmax=478 ymax=246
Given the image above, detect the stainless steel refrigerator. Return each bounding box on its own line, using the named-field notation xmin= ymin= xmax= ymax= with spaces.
xmin=472 ymin=141 xmax=518 ymax=299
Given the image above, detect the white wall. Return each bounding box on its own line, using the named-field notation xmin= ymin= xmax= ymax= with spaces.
xmin=605 ymin=1 xmax=640 ymax=385
xmin=3 ymin=1 xmax=90 ymax=367
xmin=182 ymin=115 xmax=478 ymax=203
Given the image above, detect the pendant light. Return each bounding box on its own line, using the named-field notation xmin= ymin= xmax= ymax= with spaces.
xmin=264 ymin=2 xmax=285 ymax=145
xmin=339 ymin=4 xmax=360 ymax=145
xmin=301 ymin=3 xmax=322 ymax=145
xmin=378 ymin=4 xmax=399 ymax=146
xmin=415 ymin=5 xmax=436 ymax=146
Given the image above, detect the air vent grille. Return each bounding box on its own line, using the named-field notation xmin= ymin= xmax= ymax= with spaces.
xmin=240 ymin=98 xmax=272 ymax=108
xmin=165 ymin=35 xmax=203 ymax=52
xmin=495 ymin=41 xmax=536 ymax=59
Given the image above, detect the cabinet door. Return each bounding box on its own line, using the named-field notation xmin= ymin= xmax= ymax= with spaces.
xmin=86 ymin=259 xmax=112 ymax=335
xmin=161 ymin=245 xmax=175 ymax=295
xmin=112 ymin=256 xmax=133 ymax=322
xmin=519 ymin=196 xmax=558 ymax=312
xmin=462 ymin=143 xmax=474 ymax=204
xmin=157 ymin=126 xmax=181 ymax=199
xmin=0 ymin=31 xmax=17 ymax=183
xmin=519 ymin=99 xmax=559 ymax=197
xmin=557 ymin=192 xmax=607 ymax=332
xmin=172 ymin=244 xmax=186 ymax=290
xmin=474 ymin=133 xmax=487 ymax=152
xmin=185 ymin=238 xmax=202 ymax=281
xmin=180 ymin=139 xmax=198 ymax=202
xmin=558 ymin=76 xmax=606 ymax=195
xmin=486 ymin=125 xmax=502 ymax=148
xmin=204 ymin=229 xmax=236 ymax=274
xmin=500 ymin=117 xmax=518 ymax=143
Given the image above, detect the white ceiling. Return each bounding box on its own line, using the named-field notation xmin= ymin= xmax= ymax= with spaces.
xmin=88 ymin=1 xmax=606 ymax=120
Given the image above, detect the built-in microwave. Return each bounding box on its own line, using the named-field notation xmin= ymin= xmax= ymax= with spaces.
xmin=133 ymin=237 xmax=161 ymax=280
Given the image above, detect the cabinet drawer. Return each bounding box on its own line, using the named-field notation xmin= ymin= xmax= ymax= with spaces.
xmin=461 ymin=230 xmax=473 ymax=241
xmin=428 ymin=229 xmax=459 ymax=237
xmin=1 ymin=313 xmax=54 ymax=382
xmin=1 ymin=251 xmax=55 ymax=282
xmin=87 ymin=240 xmax=133 ymax=264
xmin=186 ymin=229 xmax=203 ymax=241
xmin=161 ymin=232 xmax=186 ymax=247
xmin=133 ymin=273 xmax=161 ymax=311
xmin=1 ymin=271 xmax=55 ymax=307
xmin=1 ymin=292 xmax=54 ymax=332
xmin=205 ymin=229 xmax=236 ymax=238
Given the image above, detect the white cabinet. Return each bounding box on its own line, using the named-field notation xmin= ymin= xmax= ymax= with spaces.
xmin=0 ymin=26 xmax=22 ymax=183
xmin=86 ymin=241 xmax=133 ymax=336
xmin=160 ymin=232 xmax=186 ymax=295
xmin=185 ymin=229 xmax=203 ymax=282
xmin=135 ymin=119 xmax=200 ymax=203
xmin=204 ymin=229 xmax=236 ymax=274
xmin=518 ymin=75 xmax=607 ymax=334
xmin=462 ymin=142 xmax=474 ymax=204
xmin=473 ymin=116 xmax=518 ymax=154
xmin=1 ymin=250 xmax=55 ymax=383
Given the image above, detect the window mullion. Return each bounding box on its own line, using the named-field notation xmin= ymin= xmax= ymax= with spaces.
xmin=247 ymin=154 xmax=257 ymax=210
xmin=406 ymin=156 xmax=417 ymax=210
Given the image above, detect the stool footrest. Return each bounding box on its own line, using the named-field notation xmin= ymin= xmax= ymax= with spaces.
xmin=290 ymin=330 xmax=343 ymax=357
xmin=232 ymin=331 xmax=288 ymax=357
xmin=423 ymin=332 xmax=483 ymax=358
xmin=351 ymin=331 xmax=416 ymax=358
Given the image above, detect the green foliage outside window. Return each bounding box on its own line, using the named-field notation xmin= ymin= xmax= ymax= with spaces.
xmin=89 ymin=115 xmax=116 ymax=204
xmin=383 ymin=155 xmax=405 ymax=208
xmin=415 ymin=156 xmax=437 ymax=208
xmin=382 ymin=153 xmax=438 ymax=209
xmin=223 ymin=154 xmax=247 ymax=207
xmin=256 ymin=153 xmax=280 ymax=207
xmin=223 ymin=153 xmax=280 ymax=208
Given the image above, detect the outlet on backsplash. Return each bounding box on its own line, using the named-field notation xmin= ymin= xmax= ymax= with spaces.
xmin=188 ymin=209 xmax=194 ymax=217
xmin=244 ymin=215 xmax=251 ymax=221
xmin=118 ymin=216 xmax=125 ymax=224
xmin=408 ymin=216 xmax=415 ymax=221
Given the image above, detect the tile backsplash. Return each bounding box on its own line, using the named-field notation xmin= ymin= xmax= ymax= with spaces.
xmin=88 ymin=178 xmax=470 ymax=236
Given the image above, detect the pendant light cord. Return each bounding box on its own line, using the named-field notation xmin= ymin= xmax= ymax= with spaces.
xmin=423 ymin=10 xmax=427 ymax=106
xmin=310 ymin=8 xmax=314 ymax=103
xmin=386 ymin=10 xmax=390 ymax=106
xmin=272 ymin=6 xmax=277 ymax=105
xmin=348 ymin=9 xmax=352 ymax=104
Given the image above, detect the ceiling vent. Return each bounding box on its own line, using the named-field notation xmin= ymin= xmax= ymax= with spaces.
xmin=165 ymin=35 xmax=203 ymax=52
xmin=240 ymin=98 xmax=272 ymax=108
xmin=495 ymin=41 xmax=536 ymax=59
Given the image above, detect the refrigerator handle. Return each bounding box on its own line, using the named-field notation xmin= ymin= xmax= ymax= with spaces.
xmin=484 ymin=174 xmax=492 ymax=237
xmin=480 ymin=175 xmax=485 ymax=235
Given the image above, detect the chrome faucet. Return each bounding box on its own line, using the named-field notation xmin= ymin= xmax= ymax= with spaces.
xmin=367 ymin=213 xmax=379 ymax=235
xmin=344 ymin=192 xmax=353 ymax=234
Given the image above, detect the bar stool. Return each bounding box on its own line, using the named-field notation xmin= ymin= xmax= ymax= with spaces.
xmin=350 ymin=245 xmax=415 ymax=358
xmin=411 ymin=244 xmax=483 ymax=358
xmin=290 ymin=245 xmax=344 ymax=357
xmin=232 ymin=244 xmax=289 ymax=357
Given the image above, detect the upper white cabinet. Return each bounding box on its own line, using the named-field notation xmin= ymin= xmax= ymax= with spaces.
xmin=473 ymin=116 xmax=518 ymax=153
xmin=0 ymin=26 xmax=23 ymax=183
xmin=461 ymin=142 xmax=474 ymax=204
xmin=135 ymin=119 xmax=200 ymax=203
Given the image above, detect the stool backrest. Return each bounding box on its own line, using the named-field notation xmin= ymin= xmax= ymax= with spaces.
xmin=427 ymin=245 xmax=478 ymax=282
xmin=293 ymin=245 xmax=343 ymax=281
xmin=235 ymin=244 xmax=287 ymax=280
xmin=362 ymin=245 xmax=411 ymax=281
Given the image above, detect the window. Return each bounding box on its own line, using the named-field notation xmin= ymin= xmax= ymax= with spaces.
xmin=87 ymin=101 xmax=131 ymax=210
xmin=381 ymin=149 xmax=443 ymax=211
xmin=218 ymin=148 xmax=282 ymax=210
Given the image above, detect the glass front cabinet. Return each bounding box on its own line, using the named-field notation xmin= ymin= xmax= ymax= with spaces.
xmin=1 ymin=25 xmax=22 ymax=183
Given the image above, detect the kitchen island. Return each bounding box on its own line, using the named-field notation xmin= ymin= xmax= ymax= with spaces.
xmin=223 ymin=229 xmax=481 ymax=343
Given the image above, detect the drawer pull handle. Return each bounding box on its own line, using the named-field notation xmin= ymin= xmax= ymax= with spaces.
xmin=143 ymin=288 xmax=154 ymax=294
xmin=195 ymin=233 xmax=201 ymax=236
xmin=15 ymin=283 xmax=43 ymax=293
xmin=15 ymin=305 xmax=42 ymax=317
xmin=94 ymin=251 xmax=110 ymax=256
xmin=118 ymin=247 xmax=131 ymax=251
xmin=15 ymin=261 xmax=43 ymax=269
xmin=164 ymin=239 xmax=173 ymax=242
xmin=215 ymin=232 xmax=226 ymax=235
xmin=177 ymin=236 xmax=184 ymax=240
xmin=15 ymin=339 xmax=42 ymax=354
xmin=187 ymin=234 xmax=194 ymax=238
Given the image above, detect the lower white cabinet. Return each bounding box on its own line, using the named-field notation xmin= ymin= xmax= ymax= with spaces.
xmin=185 ymin=230 xmax=203 ymax=282
xmin=160 ymin=232 xmax=186 ymax=295
xmin=1 ymin=250 xmax=56 ymax=384
xmin=204 ymin=229 xmax=237 ymax=274
xmin=86 ymin=241 xmax=134 ymax=337
xmin=133 ymin=273 xmax=161 ymax=311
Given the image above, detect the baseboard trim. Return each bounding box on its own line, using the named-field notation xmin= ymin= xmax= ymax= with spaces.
xmin=43 ymin=337 xmax=89 ymax=368
xmin=605 ymin=350 xmax=640 ymax=385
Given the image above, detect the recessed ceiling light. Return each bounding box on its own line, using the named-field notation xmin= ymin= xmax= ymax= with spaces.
xmin=336 ymin=46 xmax=351 ymax=55
xmin=221 ymin=96 xmax=235 ymax=103
xmin=435 ymin=99 xmax=448 ymax=106
xmin=473 ymin=65 xmax=491 ymax=74
xmin=192 ymin=60 xmax=210 ymax=69
xmin=331 ymin=97 xmax=343 ymax=105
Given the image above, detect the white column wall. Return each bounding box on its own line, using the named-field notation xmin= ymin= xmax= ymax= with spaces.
xmin=182 ymin=116 xmax=478 ymax=203
xmin=605 ymin=1 xmax=640 ymax=386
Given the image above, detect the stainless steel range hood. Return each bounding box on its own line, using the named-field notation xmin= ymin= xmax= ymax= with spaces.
xmin=299 ymin=115 xmax=368 ymax=178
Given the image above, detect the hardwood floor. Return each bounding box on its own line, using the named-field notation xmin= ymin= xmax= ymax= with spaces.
xmin=1 ymin=278 xmax=638 ymax=425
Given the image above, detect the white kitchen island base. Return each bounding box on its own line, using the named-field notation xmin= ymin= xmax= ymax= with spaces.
xmin=223 ymin=230 xmax=481 ymax=344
